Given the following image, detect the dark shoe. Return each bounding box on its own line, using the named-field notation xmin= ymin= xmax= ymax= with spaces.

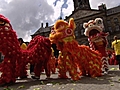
xmin=30 ymin=72 xmax=35 ymax=75
xmin=20 ymin=76 xmax=27 ymax=79
xmin=16 ymin=76 xmax=27 ymax=80
xmin=105 ymin=68 xmax=109 ymax=72
xmin=31 ymin=76 xmax=40 ymax=80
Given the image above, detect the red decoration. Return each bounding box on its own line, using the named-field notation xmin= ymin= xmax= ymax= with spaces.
xmin=49 ymin=18 xmax=102 ymax=80
xmin=0 ymin=14 xmax=52 ymax=86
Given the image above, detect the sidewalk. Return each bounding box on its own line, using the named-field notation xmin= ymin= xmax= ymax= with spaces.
xmin=0 ymin=65 xmax=120 ymax=90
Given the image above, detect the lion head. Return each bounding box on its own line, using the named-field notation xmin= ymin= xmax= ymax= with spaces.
xmin=0 ymin=14 xmax=12 ymax=31
xmin=83 ymin=18 xmax=109 ymax=43
xmin=0 ymin=14 xmax=20 ymax=56
xmin=49 ymin=18 xmax=76 ymax=44
xmin=83 ymin=18 xmax=104 ymax=37
xmin=83 ymin=18 xmax=109 ymax=49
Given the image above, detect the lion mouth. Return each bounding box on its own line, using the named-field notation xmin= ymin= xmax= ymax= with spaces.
xmin=88 ymin=29 xmax=102 ymax=42
xmin=89 ymin=29 xmax=100 ymax=37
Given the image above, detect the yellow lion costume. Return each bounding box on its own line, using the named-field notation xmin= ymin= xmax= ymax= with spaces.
xmin=49 ymin=18 xmax=102 ymax=80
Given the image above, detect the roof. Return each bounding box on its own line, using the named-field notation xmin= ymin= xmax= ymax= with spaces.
xmin=32 ymin=26 xmax=51 ymax=36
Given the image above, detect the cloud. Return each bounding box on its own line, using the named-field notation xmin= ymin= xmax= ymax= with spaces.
xmin=53 ymin=0 xmax=69 ymax=19
xmin=0 ymin=0 xmax=120 ymax=42
xmin=0 ymin=0 xmax=54 ymax=41
xmin=60 ymin=0 xmax=68 ymax=19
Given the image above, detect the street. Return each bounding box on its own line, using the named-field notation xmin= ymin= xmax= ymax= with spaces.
xmin=0 ymin=65 xmax=120 ymax=90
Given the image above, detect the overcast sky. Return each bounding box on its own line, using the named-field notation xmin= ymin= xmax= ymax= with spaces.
xmin=0 ymin=0 xmax=120 ymax=42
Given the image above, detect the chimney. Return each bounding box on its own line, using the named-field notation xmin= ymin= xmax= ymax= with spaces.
xmin=98 ymin=3 xmax=106 ymax=11
xmin=41 ymin=23 xmax=43 ymax=28
xmin=45 ymin=22 xmax=49 ymax=27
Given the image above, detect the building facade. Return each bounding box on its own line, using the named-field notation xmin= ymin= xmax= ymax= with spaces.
xmin=31 ymin=22 xmax=51 ymax=39
xmin=31 ymin=0 xmax=120 ymax=48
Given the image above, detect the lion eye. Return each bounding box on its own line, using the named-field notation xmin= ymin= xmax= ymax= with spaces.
xmin=88 ymin=23 xmax=93 ymax=27
xmin=5 ymin=23 xmax=10 ymax=27
xmin=0 ymin=21 xmax=5 ymax=26
xmin=97 ymin=20 xmax=102 ymax=24
xmin=65 ymin=28 xmax=73 ymax=36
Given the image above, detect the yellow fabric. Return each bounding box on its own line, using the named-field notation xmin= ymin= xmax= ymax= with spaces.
xmin=112 ymin=40 xmax=120 ymax=55
xmin=20 ymin=43 xmax=27 ymax=50
xmin=63 ymin=36 xmax=74 ymax=43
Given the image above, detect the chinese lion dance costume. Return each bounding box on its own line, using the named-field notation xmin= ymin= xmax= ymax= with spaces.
xmin=83 ymin=18 xmax=109 ymax=74
xmin=49 ymin=18 xmax=102 ymax=80
xmin=0 ymin=14 xmax=51 ymax=86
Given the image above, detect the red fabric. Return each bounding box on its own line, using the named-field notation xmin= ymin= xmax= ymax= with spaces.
xmin=49 ymin=19 xmax=102 ymax=80
xmin=48 ymin=55 xmax=57 ymax=74
xmin=88 ymin=32 xmax=108 ymax=57
xmin=0 ymin=14 xmax=52 ymax=85
xmin=109 ymin=53 xmax=118 ymax=65
xmin=56 ymin=40 xmax=102 ymax=80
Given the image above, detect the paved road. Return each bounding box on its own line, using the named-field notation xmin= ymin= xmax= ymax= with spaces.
xmin=0 ymin=65 xmax=120 ymax=90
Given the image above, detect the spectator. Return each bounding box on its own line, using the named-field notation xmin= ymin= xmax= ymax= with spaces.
xmin=18 ymin=38 xmax=27 ymax=50
xmin=111 ymin=36 xmax=120 ymax=69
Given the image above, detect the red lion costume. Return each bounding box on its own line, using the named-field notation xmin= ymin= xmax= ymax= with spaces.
xmin=0 ymin=14 xmax=52 ymax=86
xmin=49 ymin=18 xmax=102 ymax=80
xmin=83 ymin=18 xmax=109 ymax=74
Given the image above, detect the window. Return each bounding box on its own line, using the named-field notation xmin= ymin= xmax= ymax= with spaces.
xmin=79 ymin=23 xmax=84 ymax=35
xmin=115 ymin=25 xmax=120 ymax=31
xmin=108 ymin=26 xmax=112 ymax=33
xmin=75 ymin=30 xmax=79 ymax=37
xmin=81 ymin=29 xmax=84 ymax=35
xmin=114 ymin=18 xmax=119 ymax=23
xmin=107 ymin=20 xmax=111 ymax=25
